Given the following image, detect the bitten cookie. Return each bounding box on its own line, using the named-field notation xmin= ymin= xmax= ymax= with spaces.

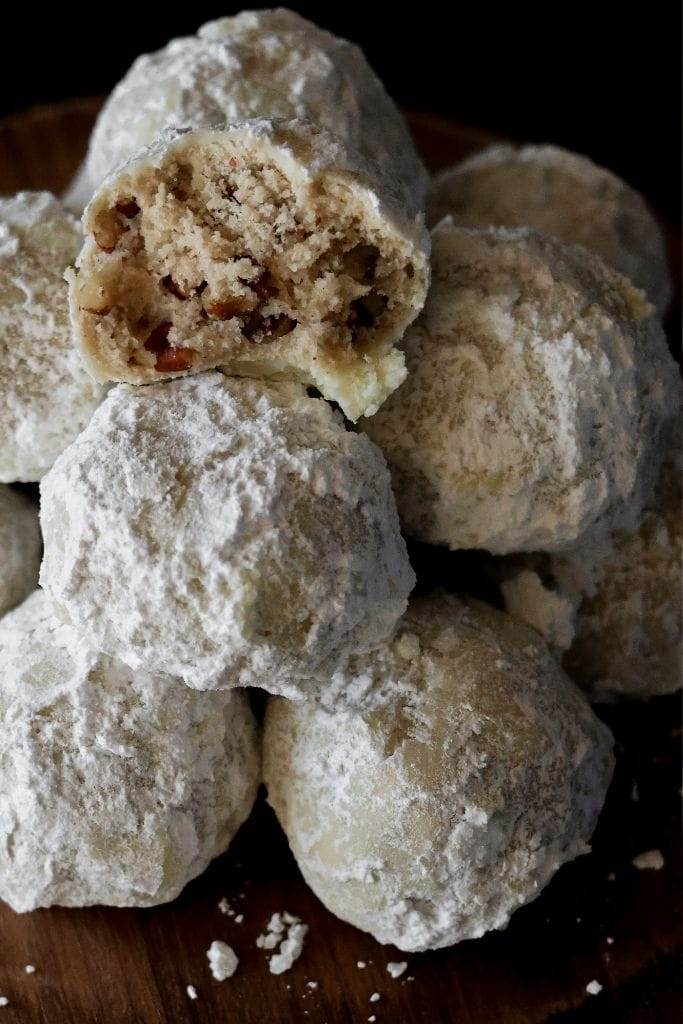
xmin=69 ymin=121 xmax=429 ymax=420
xmin=0 ymin=590 xmax=260 ymax=912
xmin=0 ymin=192 xmax=105 ymax=482
xmin=39 ymin=373 xmax=414 ymax=696
xmin=0 ymin=487 xmax=41 ymax=619
xmin=428 ymin=144 xmax=671 ymax=315
xmin=82 ymin=10 xmax=428 ymax=213
xmin=502 ymin=437 xmax=682 ymax=699
xmin=361 ymin=222 xmax=678 ymax=553
xmin=264 ymin=593 xmax=614 ymax=951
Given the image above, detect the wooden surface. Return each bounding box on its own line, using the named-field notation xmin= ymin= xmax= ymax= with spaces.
xmin=0 ymin=101 xmax=681 ymax=1024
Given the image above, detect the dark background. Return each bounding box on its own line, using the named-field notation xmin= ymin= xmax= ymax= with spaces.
xmin=1 ymin=3 xmax=680 ymax=221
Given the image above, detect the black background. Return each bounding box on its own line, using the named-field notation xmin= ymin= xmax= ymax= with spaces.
xmin=1 ymin=3 xmax=680 ymax=221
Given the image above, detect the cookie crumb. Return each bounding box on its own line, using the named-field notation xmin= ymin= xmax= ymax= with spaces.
xmin=387 ymin=961 xmax=407 ymax=979
xmin=207 ymin=940 xmax=238 ymax=981
xmin=632 ymin=849 xmax=664 ymax=871
xmin=257 ymin=911 xmax=308 ymax=975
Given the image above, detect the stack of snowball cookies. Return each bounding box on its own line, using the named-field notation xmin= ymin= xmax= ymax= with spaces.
xmin=0 ymin=9 xmax=680 ymax=955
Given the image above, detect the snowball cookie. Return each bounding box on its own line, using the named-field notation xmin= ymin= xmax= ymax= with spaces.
xmin=427 ymin=145 xmax=671 ymax=316
xmin=264 ymin=594 xmax=614 ymax=951
xmin=69 ymin=121 xmax=429 ymax=422
xmin=360 ymin=222 xmax=679 ymax=554
xmin=0 ymin=590 xmax=260 ymax=913
xmin=40 ymin=373 xmax=414 ymax=696
xmin=84 ymin=10 xmax=428 ymax=212
xmin=0 ymin=192 xmax=105 ymax=482
xmin=502 ymin=445 xmax=682 ymax=699
xmin=0 ymin=487 xmax=41 ymax=619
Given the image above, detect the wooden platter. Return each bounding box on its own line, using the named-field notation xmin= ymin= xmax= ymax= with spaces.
xmin=0 ymin=100 xmax=680 ymax=1024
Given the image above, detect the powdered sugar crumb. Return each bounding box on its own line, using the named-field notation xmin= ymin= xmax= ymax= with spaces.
xmin=357 ymin=961 xmax=367 ymax=969
xmin=24 ymin=965 xmax=36 ymax=975
xmin=586 ymin=980 xmax=602 ymax=996
xmin=257 ymin=912 xmax=308 ymax=974
xmin=387 ymin=961 xmax=407 ymax=979
xmin=632 ymin=849 xmax=664 ymax=871
xmin=370 ymin=992 xmax=381 ymax=1002
xmin=207 ymin=940 xmax=239 ymax=981
xmin=186 ymin=985 xmax=198 ymax=1001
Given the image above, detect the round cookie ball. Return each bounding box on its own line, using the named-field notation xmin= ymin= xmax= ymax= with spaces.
xmin=361 ymin=222 xmax=679 ymax=554
xmin=70 ymin=120 xmax=429 ymax=422
xmin=0 ymin=487 xmax=41 ymax=618
xmin=0 ymin=590 xmax=260 ymax=913
xmin=502 ymin=442 xmax=682 ymax=699
xmin=0 ymin=192 xmax=105 ymax=482
xmin=264 ymin=594 xmax=614 ymax=951
xmin=40 ymin=373 xmax=414 ymax=697
xmin=84 ymin=10 xmax=427 ymax=212
xmin=427 ymin=144 xmax=671 ymax=315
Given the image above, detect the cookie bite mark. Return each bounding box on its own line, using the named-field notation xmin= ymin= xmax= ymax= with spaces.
xmin=70 ymin=121 xmax=430 ymax=420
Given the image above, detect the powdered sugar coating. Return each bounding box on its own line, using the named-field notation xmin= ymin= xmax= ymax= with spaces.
xmin=264 ymin=594 xmax=614 ymax=951
xmin=502 ymin=442 xmax=682 ymax=699
xmin=0 ymin=487 xmax=41 ymax=618
xmin=361 ymin=223 xmax=678 ymax=554
xmin=0 ymin=192 xmax=105 ymax=482
xmin=0 ymin=590 xmax=260 ymax=913
xmin=84 ymin=9 xmax=427 ymax=214
xmin=428 ymin=144 xmax=671 ymax=315
xmin=40 ymin=373 xmax=414 ymax=696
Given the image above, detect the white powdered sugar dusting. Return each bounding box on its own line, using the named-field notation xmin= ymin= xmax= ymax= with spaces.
xmin=39 ymin=373 xmax=414 ymax=699
xmin=361 ymin=222 xmax=678 ymax=555
xmin=265 ymin=593 xmax=615 ymax=952
xmin=0 ymin=590 xmax=259 ymax=912
xmin=0 ymin=192 xmax=105 ymax=483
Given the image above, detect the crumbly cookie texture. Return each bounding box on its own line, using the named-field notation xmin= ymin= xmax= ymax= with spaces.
xmin=39 ymin=373 xmax=414 ymax=696
xmin=502 ymin=442 xmax=682 ymax=700
xmin=0 ymin=590 xmax=260 ymax=913
xmin=0 ymin=192 xmax=105 ymax=482
xmin=428 ymin=144 xmax=672 ymax=315
xmin=84 ymin=9 xmax=428 ymax=212
xmin=264 ymin=594 xmax=614 ymax=952
xmin=0 ymin=487 xmax=41 ymax=619
xmin=361 ymin=223 xmax=678 ymax=554
xmin=70 ymin=121 xmax=429 ymax=421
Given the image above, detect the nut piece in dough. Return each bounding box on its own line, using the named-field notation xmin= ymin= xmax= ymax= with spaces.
xmin=502 ymin=440 xmax=682 ymax=699
xmin=83 ymin=10 xmax=428 ymax=213
xmin=361 ymin=223 xmax=679 ymax=554
xmin=264 ymin=594 xmax=614 ymax=951
xmin=0 ymin=590 xmax=260 ymax=913
xmin=39 ymin=373 xmax=415 ymax=696
xmin=428 ymin=144 xmax=671 ymax=315
xmin=0 ymin=192 xmax=105 ymax=482
xmin=0 ymin=487 xmax=41 ymax=619
xmin=70 ymin=121 xmax=429 ymax=421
